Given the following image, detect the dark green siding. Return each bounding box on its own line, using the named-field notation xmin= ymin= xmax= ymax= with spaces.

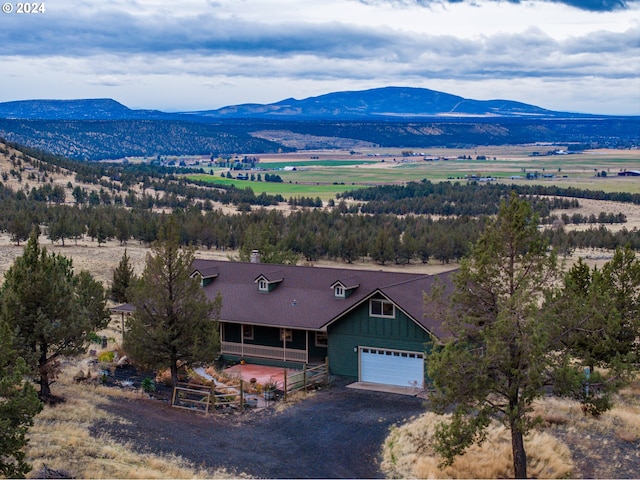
xmin=327 ymin=300 xmax=434 ymax=380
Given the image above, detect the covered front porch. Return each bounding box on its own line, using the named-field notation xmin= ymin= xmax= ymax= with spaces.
xmin=220 ymin=322 xmax=327 ymax=364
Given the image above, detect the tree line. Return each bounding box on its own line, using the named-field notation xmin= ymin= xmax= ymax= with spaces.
xmin=4 ymin=179 xmax=640 ymax=265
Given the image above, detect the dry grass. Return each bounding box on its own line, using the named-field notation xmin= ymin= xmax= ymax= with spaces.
xmin=384 ymin=381 xmax=640 ymax=480
xmin=25 ymin=358 xmax=236 ymax=479
xmin=382 ymin=412 xmax=574 ymax=479
xmin=533 ymin=379 xmax=640 ymax=443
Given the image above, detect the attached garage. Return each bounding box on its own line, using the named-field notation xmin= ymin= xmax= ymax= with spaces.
xmin=359 ymin=347 xmax=424 ymax=388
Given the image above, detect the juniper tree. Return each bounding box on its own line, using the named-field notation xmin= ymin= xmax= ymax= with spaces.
xmin=126 ymin=220 xmax=221 ymax=386
xmin=0 ymin=322 xmax=42 ymax=478
xmin=0 ymin=232 xmax=110 ymax=401
xmin=546 ymin=247 xmax=640 ymax=412
xmin=111 ymin=249 xmax=136 ymax=304
xmin=426 ymin=193 xmax=561 ymax=479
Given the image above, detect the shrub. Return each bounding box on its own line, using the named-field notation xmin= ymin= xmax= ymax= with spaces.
xmin=86 ymin=332 xmax=102 ymax=344
xmin=97 ymin=351 xmax=115 ymax=363
xmin=141 ymin=377 xmax=156 ymax=393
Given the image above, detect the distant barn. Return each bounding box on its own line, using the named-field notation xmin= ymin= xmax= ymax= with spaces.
xmin=618 ymin=170 xmax=640 ymax=177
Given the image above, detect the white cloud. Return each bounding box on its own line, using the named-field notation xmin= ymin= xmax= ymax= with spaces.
xmin=0 ymin=0 xmax=637 ymax=114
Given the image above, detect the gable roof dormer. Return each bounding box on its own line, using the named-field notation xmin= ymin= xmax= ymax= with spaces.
xmin=254 ymin=270 xmax=284 ymax=292
xmin=330 ymin=276 xmax=360 ymax=298
xmin=190 ymin=266 xmax=220 ymax=287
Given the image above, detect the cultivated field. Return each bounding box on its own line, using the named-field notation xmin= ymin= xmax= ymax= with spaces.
xmin=189 ymin=147 xmax=640 ymax=201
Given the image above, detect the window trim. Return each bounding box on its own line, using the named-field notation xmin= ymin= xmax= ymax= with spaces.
xmin=258 ymin=279 xmax=268 ymax=292
xmin=280 ymin=328 xmax=292 ymax=342
xmin=334 ymin=285 xmax=345 ymax=298
xmin=315 ymin=332 xmax=328 ymax=347
xmin=370 ymin=298 xmax=395 ymax=318
xmin=242 ymin=324 xmax=254 ymax=340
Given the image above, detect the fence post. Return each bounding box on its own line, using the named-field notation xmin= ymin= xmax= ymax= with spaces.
xmin=240 ymin=379 xmax=244 ymax=413
xmin=303 ymin=364 xmax=307 ymax=391
xmin=283 ymin=369 xmax=288 ymax=401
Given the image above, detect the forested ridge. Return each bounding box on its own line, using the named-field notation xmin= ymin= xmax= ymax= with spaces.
xmin=0 ymin=119 xmax=292 ymax=160
xmin=1 ymin=140 xmax=640 ymax=265
xmin=0 ymin=115 xmax=638 ymax=160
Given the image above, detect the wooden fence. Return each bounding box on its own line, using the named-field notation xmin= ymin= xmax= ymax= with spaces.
xmin=172 ymin=380 xmax=244 ymax=413
xmin=172 ymin=360 xmax=329 ymax=411
xmin=283 ymin=358 xmax=329 ymax=400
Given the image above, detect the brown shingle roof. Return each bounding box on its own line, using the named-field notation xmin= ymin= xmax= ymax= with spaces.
xmin=192 ymin=259 xmax=456 ymax=338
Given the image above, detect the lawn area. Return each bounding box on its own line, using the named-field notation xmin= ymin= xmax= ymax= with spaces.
xmin=188 ymin=174 xmax=365 ymax=200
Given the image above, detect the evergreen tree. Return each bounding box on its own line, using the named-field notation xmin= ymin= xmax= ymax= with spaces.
xmin=370 ymin=228 xmax=397 ymax=265
xmin=126 ymin=220 xmax=221 ymax=386
xmin=0 ymin=322 xmax=43 ymax=478
xmin=111 ymin=249 xmax=136 ymax=304
xmin=546 ymin=248 xmax=640 ymax=412
xmin=0 ymin=233 xmax=110 ymax=401
xmin=426 ymin=193 xmax=561 ymax=479
xmin=8 ymin=211 xmax=32 ymax=246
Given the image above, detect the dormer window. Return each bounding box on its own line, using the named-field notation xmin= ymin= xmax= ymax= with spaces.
xmin=330 ymin=278 xmax=359 ymax=298
xmin=190 ymin=267 xmax=219 ymax=287
xmin=255 ymin=271 xmax=284 ymax=292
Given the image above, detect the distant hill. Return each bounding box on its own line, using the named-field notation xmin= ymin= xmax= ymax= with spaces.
xmin=0 ymin=87 xmax=594 ymax=121
xmin=0 ymin=98 xmax=185 ymax=121
xmin=188 ymin=86 xmax=583 ymax=120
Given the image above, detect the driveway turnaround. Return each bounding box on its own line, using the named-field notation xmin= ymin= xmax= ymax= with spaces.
xmin=92 ymin=380 xmax=426 ymax=478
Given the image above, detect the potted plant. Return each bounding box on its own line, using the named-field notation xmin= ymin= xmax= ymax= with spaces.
xmin=263 ymin=378 xmax=278 ymax=400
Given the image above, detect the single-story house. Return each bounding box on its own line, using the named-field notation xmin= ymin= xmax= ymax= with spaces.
xmin=189 ymin=258 xmax=456 ymax=388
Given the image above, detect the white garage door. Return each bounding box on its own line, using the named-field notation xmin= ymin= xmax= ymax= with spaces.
xmin=359 ymin=347 xmax=424 ymax=388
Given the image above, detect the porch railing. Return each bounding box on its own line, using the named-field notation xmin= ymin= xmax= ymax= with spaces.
xmin=221 ymin=341 xmax=308 ymax=363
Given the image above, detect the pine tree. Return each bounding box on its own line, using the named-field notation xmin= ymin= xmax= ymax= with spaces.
xmin=0 ymin=233 xmax=110 ymax=401
xmin=0 ymin=322 xmax=43 ymax=478
xmin=126 ymin=219 xmax=221 ymax=386
xmin=111 ymin=249 xmax=135 ymax=304
xmin=426 ymin=193 xmax=561 ymax=479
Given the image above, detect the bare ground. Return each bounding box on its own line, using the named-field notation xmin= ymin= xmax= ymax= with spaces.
xmin=89 ymin=380 xmax=640 ymax=479
xmin=91 ymin=380 xmax=426 ymax=479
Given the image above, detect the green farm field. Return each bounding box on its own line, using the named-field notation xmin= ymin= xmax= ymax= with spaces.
xmin=188 ymin=147 xmax=640 ymax=200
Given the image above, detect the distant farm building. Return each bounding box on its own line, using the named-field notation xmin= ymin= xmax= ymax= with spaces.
xmin=618 ymin=170 xmax=640 ymax=177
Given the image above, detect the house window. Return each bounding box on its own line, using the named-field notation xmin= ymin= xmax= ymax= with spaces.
xmin=258 ymin=279 xmax=268 ymax=292
xmin=315 ymin=332 xmax=328 ymax=347
xmin=242 ymin=324 xmax=254 ymax=340
xmin=334 ymin=285 xmax=345 ymax=298
xmin=280 ymin=328 xmax=292 ymax=342
xmin=370 ymin=299 xmax=395 ymax=318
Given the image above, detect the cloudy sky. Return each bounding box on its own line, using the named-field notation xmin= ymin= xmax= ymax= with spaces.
xmin=0 ymin=0 xmax=638 ymax=115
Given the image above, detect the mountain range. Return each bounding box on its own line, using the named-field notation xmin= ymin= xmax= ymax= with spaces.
xmin=0 ymin=87 xmax=597 ymax=121
xmin=0 ymin=87 xmax=636 ymax=160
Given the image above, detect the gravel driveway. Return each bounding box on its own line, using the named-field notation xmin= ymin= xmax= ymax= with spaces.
xmin=91 ymin=380 xmax=425 ymax=478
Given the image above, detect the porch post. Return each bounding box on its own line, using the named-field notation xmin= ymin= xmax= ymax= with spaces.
xmin=241 ymin=324 xmax=245 ymax=357
xmin=283 ymin=330 xmax=287 ymax=361
xmin=305 ymin=331 xmax=309 ymax=363
xmin=121 ymin=312 xmax=125 ymax=345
